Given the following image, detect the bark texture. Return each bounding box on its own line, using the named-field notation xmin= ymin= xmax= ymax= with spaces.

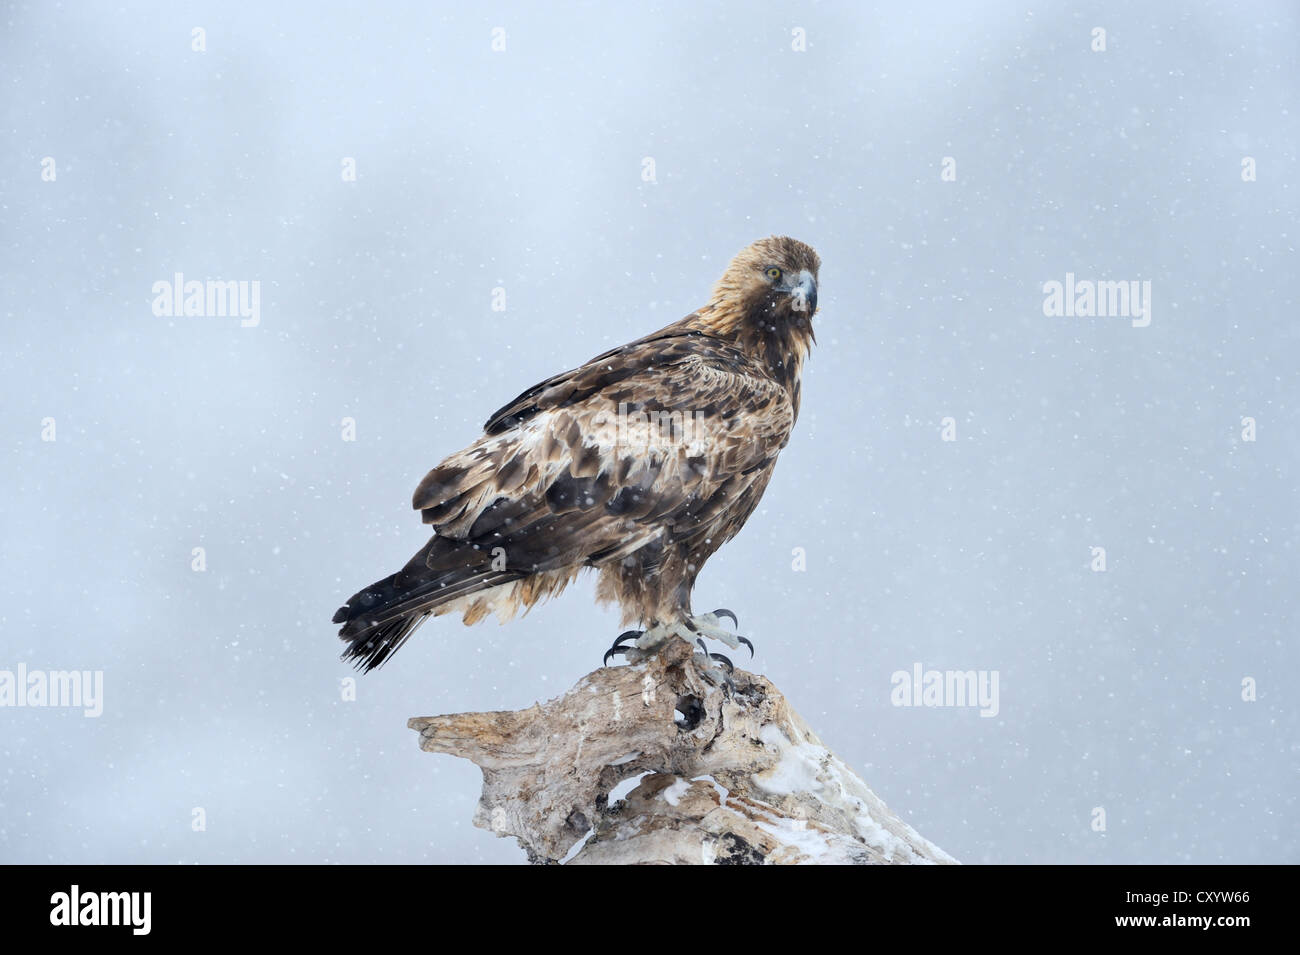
xmin=409 ymin=639 xmax=957 ymax=865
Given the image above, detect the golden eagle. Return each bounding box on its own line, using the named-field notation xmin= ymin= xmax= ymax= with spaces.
xmin=333 ymin=236 xmax=820 ymax=671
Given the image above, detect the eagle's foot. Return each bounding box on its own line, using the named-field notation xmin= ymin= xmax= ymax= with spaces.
xmin=602 ymin=611 xmax=753 ymax=668
xmin=601 ymin=623 xmax=683 ymax=666
xmin=681 ymin=609 xmax=755 ymax=657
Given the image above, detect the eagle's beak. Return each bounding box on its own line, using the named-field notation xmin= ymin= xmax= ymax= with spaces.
xmin=791 ymin=270 xmax=817 ymax=317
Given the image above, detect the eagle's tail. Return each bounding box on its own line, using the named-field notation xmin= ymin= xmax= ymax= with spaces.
xmin=332 ymin=539 xmax=520 ymax=672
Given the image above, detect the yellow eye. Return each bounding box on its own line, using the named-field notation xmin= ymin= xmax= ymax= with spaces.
xmin=765 ymin=267 xmax=783 ymax=281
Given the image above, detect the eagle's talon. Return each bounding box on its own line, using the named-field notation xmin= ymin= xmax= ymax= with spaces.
xmin=694 ymin=640 xmax=737 ymax=693
xmin=603 ymin=629 xmax=644 ymax=667
xmin=738 ymin=635 xmax=754 ymax=658
xmin=711 ymin=608 xmax=739 ymax=628
xmin=695 ymin=639 xmax=735 ymax=674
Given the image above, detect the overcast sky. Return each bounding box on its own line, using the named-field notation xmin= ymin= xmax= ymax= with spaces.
xmin=1 ymin=0 xmax=1296 ymax=863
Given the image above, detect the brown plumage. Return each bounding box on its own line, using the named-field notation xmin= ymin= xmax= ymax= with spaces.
xmin=333 ymin=236 xmax=820 ymax=671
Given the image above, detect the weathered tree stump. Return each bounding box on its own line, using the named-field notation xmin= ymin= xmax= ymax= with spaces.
xmin=409 ymin=639 xmax=957 ymax=864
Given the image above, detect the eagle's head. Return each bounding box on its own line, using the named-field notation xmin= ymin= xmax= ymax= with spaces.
xmin=701 ymin=235 xmax=821 ymax=387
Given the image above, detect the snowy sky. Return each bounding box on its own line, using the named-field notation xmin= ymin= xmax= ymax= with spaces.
xmin=1 ymin=0 xmax=1296 ymax=863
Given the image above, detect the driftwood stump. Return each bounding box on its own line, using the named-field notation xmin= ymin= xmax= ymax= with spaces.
xmin=409 ymin=639 xmax=957 ymax=864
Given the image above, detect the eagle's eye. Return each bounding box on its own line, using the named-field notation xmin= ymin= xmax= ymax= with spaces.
xmin=764 ymin=267 xmax=783 ymax=282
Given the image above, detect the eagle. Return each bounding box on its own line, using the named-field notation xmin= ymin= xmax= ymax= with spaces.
xmin=333 ymin=235 xmax=820 ymax=672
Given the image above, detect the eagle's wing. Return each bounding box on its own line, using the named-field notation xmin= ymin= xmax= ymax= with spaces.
xmin=335 ymin=331 xmax=793 ymax=669
xmin=478 ymin=325 xmax=715 ymax=435
xmin=415 ymin=333 xmax=793 ymax=547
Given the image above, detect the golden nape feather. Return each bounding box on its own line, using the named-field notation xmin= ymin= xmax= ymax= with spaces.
xmin=332 ymin=236 xmax=821 ymax=672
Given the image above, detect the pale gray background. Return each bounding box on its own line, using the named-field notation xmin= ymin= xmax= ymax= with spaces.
xmin=1 ymin=0 xmax=1296 ymax=864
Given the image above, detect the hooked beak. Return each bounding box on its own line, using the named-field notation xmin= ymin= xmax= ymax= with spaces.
xmin=790 ymin=269 xmax=817 ymax=317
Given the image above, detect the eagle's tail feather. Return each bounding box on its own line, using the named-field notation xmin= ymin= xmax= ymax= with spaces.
xmin=341 ymin=609 xmax=432 ymax=672
xmin=333 ymin=539 xmax=521 ymax=671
